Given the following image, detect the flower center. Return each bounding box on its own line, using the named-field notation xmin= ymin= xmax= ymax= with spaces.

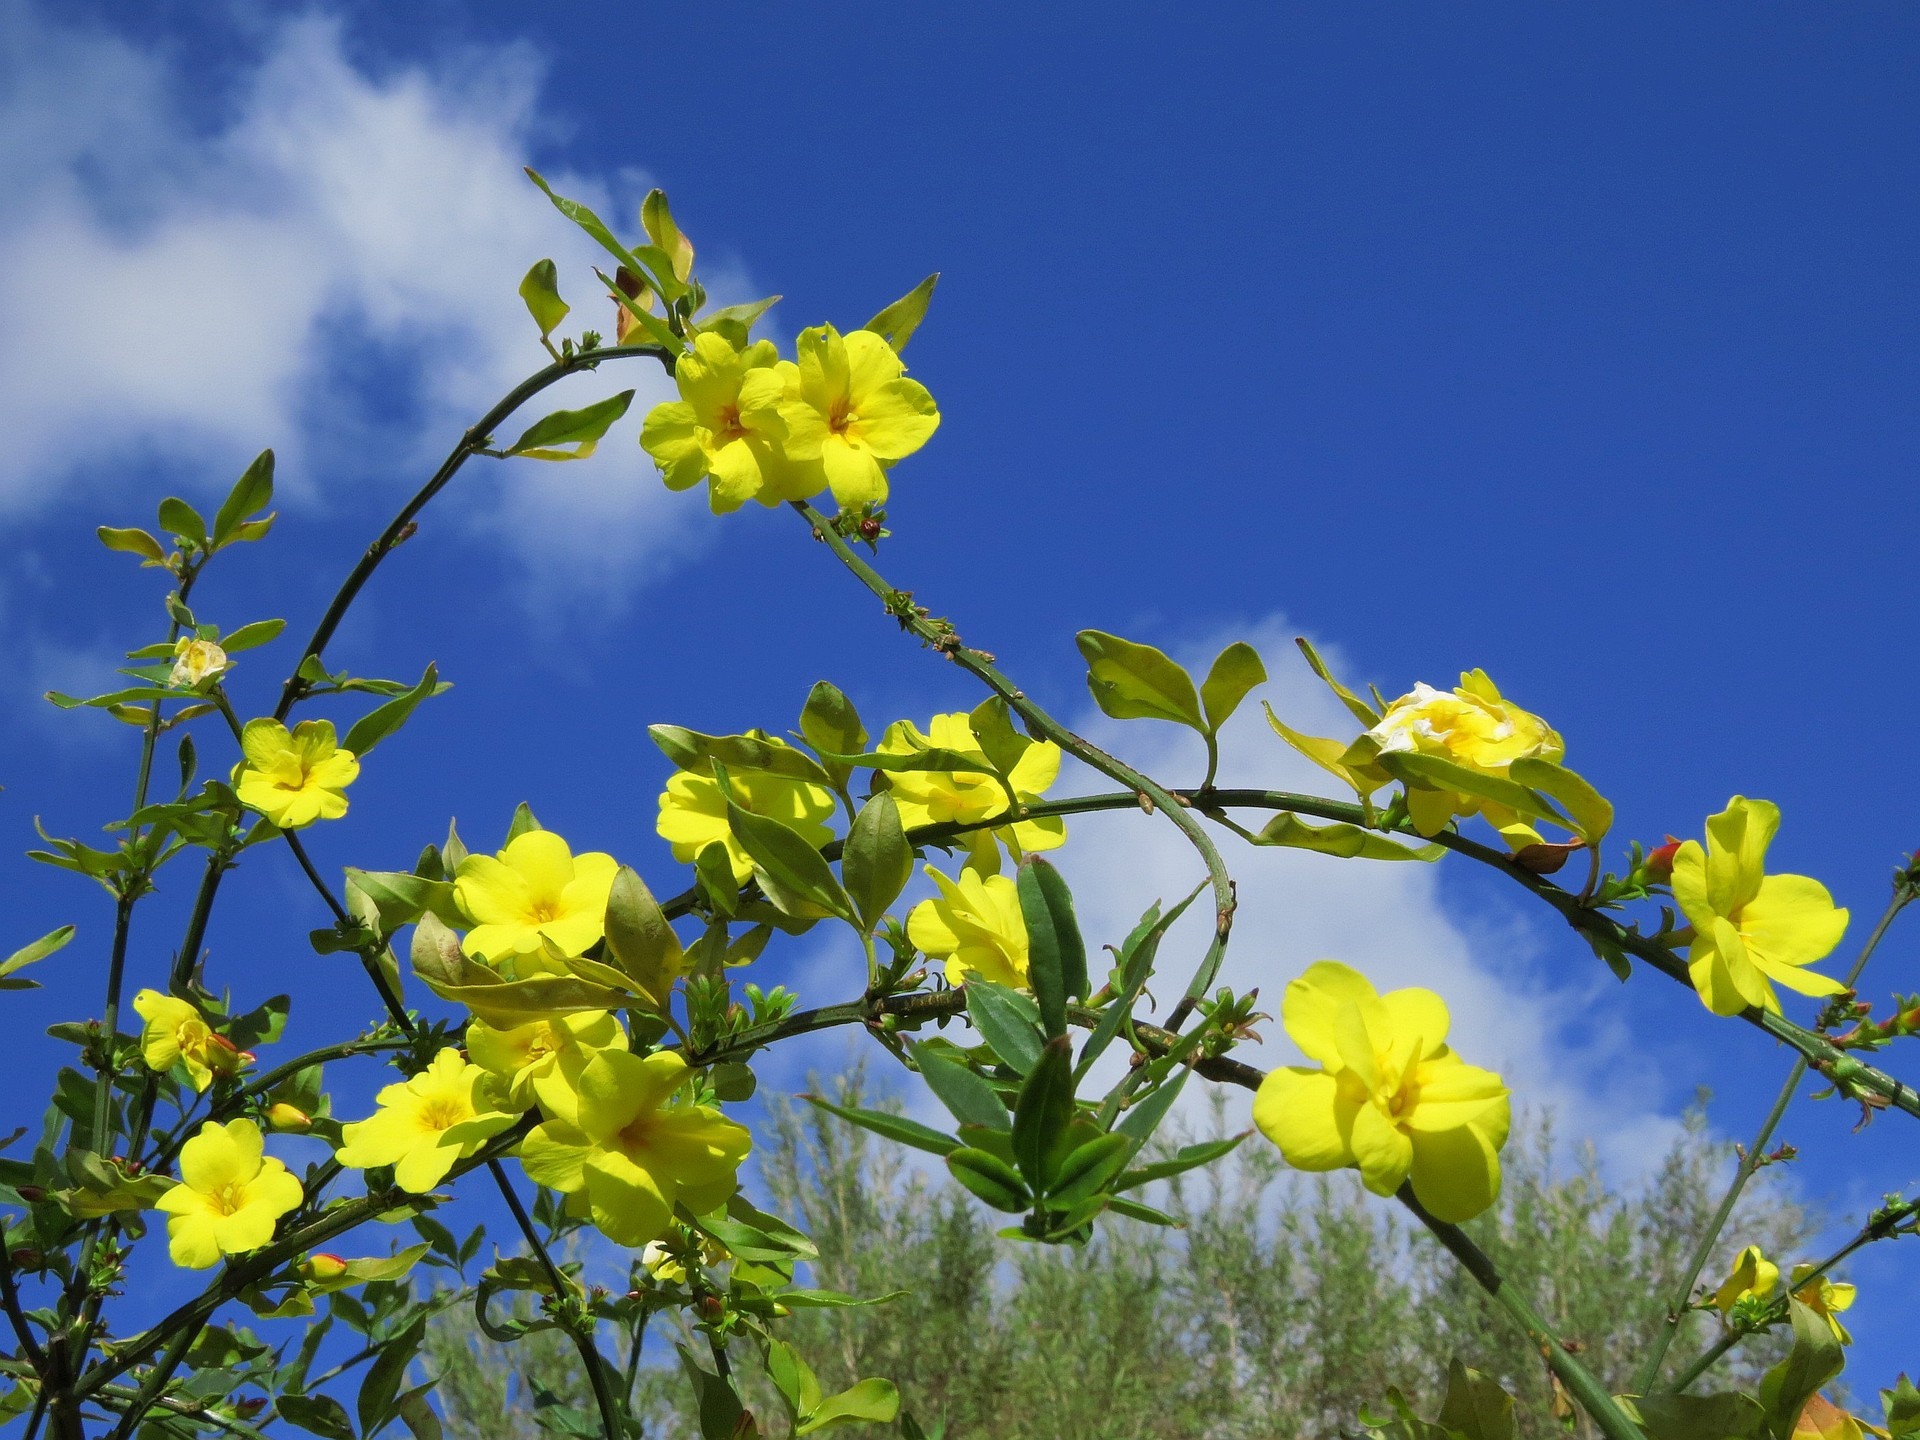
xmin=209 ymin=1183 xmax=247 ymax=1216
xmin=715 ymin=404 xmax=749 ymax=443
xmin=420 ymin=1099 xmax=468 ymax=1132
xmin=828 ymin=397 xmax=854 ymax=436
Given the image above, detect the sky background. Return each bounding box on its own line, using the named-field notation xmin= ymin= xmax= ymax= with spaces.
xmin=2 ymin=0 xmax=1918 ymax=1412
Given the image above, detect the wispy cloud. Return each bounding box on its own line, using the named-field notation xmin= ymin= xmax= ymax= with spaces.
xmin=0 ymin=2 xmax=697 ymax=609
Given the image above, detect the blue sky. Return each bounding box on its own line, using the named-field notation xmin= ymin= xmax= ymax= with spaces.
xmin=3 ymin=0 xmax=1919 ymax=1406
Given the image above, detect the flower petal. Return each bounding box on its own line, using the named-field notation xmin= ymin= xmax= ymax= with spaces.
xmin=1252 ymin=1067 xmax=1357 ymax=1171
xmin=1408 ymin=1121 xmax=1503 ymax=1221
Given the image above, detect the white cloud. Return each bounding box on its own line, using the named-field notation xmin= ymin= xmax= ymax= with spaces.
xmin=0 ymin=2 xmax=696 ymax=609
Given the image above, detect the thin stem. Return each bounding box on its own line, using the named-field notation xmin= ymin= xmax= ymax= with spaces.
xmin=793 ymin=501 xmax=1237 ymax=1031
xmin=107 ymin=1315 xmax=206 ymax=1440
xmin=0 ymin=1249 xmax=48 ymax=1373
xmin=1636 ymin=884 xmax=1913 ymax=1392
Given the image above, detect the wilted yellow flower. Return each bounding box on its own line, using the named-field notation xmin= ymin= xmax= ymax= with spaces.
xmin=466 ymin=1010 xmax=626 ymax=1122
xmin=233 ymin=718 xmax=359 ymax=829
xmin=453 ymin=830 xmax=619 ymax=965
xmin=1671 ymin=798 xmax=1849 ymax=1017
xmin=155 ymin=1119 xmax=303 ymax=1270
xmin=1793 ymin=1394 xmax=1869 ymax=1440
xmin=1712 ymin=1244 xmax=1780 ymax=1312
xmin=1253 ymin=961 xmax=1510 ymax=1222
xmin=906 ymin=866 xmax=1029 ymax=988
xmin=639 ymin=332 xmax=789 ymax=513
xmin=131 ymin=989 xmax=250 ymax=1092
xmin=1365 ymin=672 xmax=1562 ymax=845
xmin=1790 ymin=1264 xmax=1856 ymax=1345
xmin=879 ymin=712 xmax=1063 ymax=875
xmin=656 ymin=745 xmax=837 ymax=885
xmin=518 ymin=1050 xmax=750 ymax=1248
xmin=169 ymin=637 xmax=229 ymax=688
xmin=639 ymin=1233 xmax=727 ymax=1287
xmin=772 ymin=324 xmax=939 ymax=510
xmin=335 ymin=1049 xmax=517 ymax=1193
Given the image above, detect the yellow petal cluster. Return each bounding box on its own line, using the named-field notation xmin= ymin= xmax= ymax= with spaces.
xmin=1366 ymin=672 xmax=1562 ymax=843
xmin=467 ymin=1010 xmax=626 ymax=1122
xmin=1712 ymin=1244 xmax=1780 ymax=1312
xmin=155 ymin=1119 xmax=303 ymax=1269
xmin=518 ymin=1050 xmax=750 ymax=1248
xmin=131 ymin=989 xmax=250 ymax=1092
xmin=1671 ymin=797 xmax=1849 ymax=1016
xmin=906 ymin=866 xmax=1029 ymax=989
xmin=639 ymin=325 xmax=939 ymax=514
xmin=233 ymin=718 xmax=360 ymax=829
xmin=656 ymin=745 xmax=837 ymax=885
xmin=169 ymin=637 xmax=229 ymax=688
xmin=335 ymin=1049 xmax=517 ymax=1193
xmin=1790 ymin=1263 xmax=1856 ymax=1344
xmin=454 ymin=830 xmax=619 ymax=966
xmin=1253 ymin=961 xmax=1510 ymax=1222
xmin=879 ymin=712 xmax=1064 ymax=875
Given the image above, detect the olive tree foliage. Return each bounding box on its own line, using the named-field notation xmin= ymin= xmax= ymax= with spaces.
xmin=3 ymin=165 xmax=1918 ymax=1440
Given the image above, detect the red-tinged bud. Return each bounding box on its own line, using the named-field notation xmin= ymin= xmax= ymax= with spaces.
xmin=10 ymin=1249 xmax=41 ymax=1270
xmin=263 ymin=1103 xmax=312 ymax=1133
xmin=1645 ymin=837 xmax=1683 ymax=881
xmin=1513 ymin=839 xmax=1584 ymax=875
xmin=16 ymin=1186 xmax=44 ymax=1203
xmin=235 ymin=1399 xmax=266 ymax=1419
xmin=302 ymin=1253 xmax=350 ymax=1282
xmin=858 ymin=518 xmax=883 ymax=542
xmin=695 ymin=1295 xmax=724 ymax=1321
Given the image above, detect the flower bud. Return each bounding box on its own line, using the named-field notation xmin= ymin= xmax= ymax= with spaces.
xmin=695 ymin=1294 xmax=724 ymax=1321
xmin=1644 ymin=837 xmax=1682 ymax=882
xmin=301 ymin=1253 xmax=350 ymax=1282
xmin=263 ymin=1103 xmax=312 ymax=1133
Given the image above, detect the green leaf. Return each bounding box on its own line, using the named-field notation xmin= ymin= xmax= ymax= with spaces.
xmin=1883 ymin=1377 xmax=1920 ymax=1439
xmin=946 ymin=1147 xmax=1028 ymax=1212
xmin=1250 ymin=813 xmax=1444 ymax=861
xmin=344 ymin=869 xmax=462 ymax=932
xmin=652 ymin=725 xmax=837 ymax=787
xmin=1374 ymin=750 xmax=1568 ymax=828
xmin=1016 ymin=857 xmax=1087 ymax=1040
xmin=1627 ymin=1391 xmax=1765 ymax=1440
xmin=863 ymin=273 xmax=939 ymax=353
xmin=212 ymin=450 xmax=274 ymax=547
xmin=598 ymin=266 xmax=683 ymax=350
xmin=913 ymin=1044 xmax=1008 ymax=1131
xmin=1117 ymin=1067 xmax=1191 ymax=1143
xmin=1294 ymin=636 xmax=1381 ymax=725
xmin=1509 ymin=757 xmax=1614 ymax=844
xmin=766 ymin=1337 xmax=821 ymax=1421
xmin=279 ymin=1393 xmax=357 ymax=1440
xmin=602 ymin=865 xmax=685 ymax=1006
xmin=802 ymin=1094 xmax=958 ymax=1157
xmin=674 ymin=1344 xmax=746 ymax=1440
xmin=1435 ymin=1361 xmax=1514 ymax=1440
xmin=697 ymin=294 xmax=780 ymax=337
xmin=799 ymin=1378 xmax=901 ymax=1434
xmin=518 ymin=259 xmax=570 ymax=340
xmin=0 ymin=925 xmax=73 ymax=985
xmin=968 ymin=696 xmax=1032 ymax=776
xmin=717 ymin=763 xmax=854 ymax=923
xmin=1075 ymin=630 xmax=1204 ymax=730
xmin=1759 ymin=1300 xmax=1845 ymax=1439
xmin=505 ymin=390 xmax=634 ymax=461
xmin=1010 ymin=1037 xmax=1075 ymax=1191
xmin=799 ymin=681 xmax=866 ymax=789
xmin=1105 ymin=1194 xmax=1182 ymax=1227
xmin=1114 ymin=1133 xmax=1246 ymax=1191
xmin=342 ymin=664 xmax=447 ymax=758
xmin=504 ymin=802 xmax=542 ymax=843
xmin=1076 ymin=885 xmax=1202 ymax=1079
xmin=818 ymin=746 xmax=998 ymax=782
xmin=357 ymin=1313 xmax=425 ymax=1437
xmin=1199 ymin=641 xmax=1266 ymax=732
xmin=157 ymin=496 xmax=207 ymax=548
xmin=641 ymin=189 xmax=695 ymax=281
xmin=1046 ymin=1132 xmax=1135 ymax=1207
xmin=966 ymin=981 xmax=1044 ymax=1074
xmin=220 ymin=618 xmax=286 ymax=653
xmin=524 ymin=167 xmax=643 ymax=273
xmin=844 ymin=793 xmax=912 ymax=931
xmin=96 ymin=526 xmax=166 ymax=564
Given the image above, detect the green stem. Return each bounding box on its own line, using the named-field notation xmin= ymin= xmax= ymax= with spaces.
xmin=1636 ymin=885 xmax=1912 ymax=1392
xmin=793 ymin=502 xmax=1237 ymax=1031
xmin=107 ymin=1315 xmax=206 ymax=1440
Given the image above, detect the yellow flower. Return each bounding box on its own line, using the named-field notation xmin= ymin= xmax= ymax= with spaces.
xmin=233 ymin=718 xmax=359 ymax=829
xmin=453 ymin=830 xmax=619 ymax=965
xmin=639 ymin=1233 xmax=727 ymax=1287
xmin=906 ymin=866 xmax=1029 ymax=988
xmin=656 ymin=746 xmax=837 ymax=885
xmin=773 ymin=324 xmax=939 ymax=510
xmin=878 ymin=713 xmax=1063 ymax=875
xmin=518 ymin=1050 xmax=750 ymax=1248
xmin=1252 ymin=961 xmax=1511 ymax=1222
xmin=467 ymin=1010 xmax=627 ymax=1122
xmin=154 ymin=1119 xmax=303 ymax=1269
xmin=1790 ymin=1264 xmax=1856 ymax=1345
xmin=1712 ymin=1244 xmax=1780 ymax=1312
xmin=1365 ymin=672 xmax=1563 ymax=844
xmin=335 ymin=1049 xmax=517 ymax=1193
xmin=169 ymin=637 xmax=229 ymax=688
xmin=131 ymin=989 xmax=250 ymax=1092
xmin=639 ymin=332 xmax=790 ymax=513
xmin=1671 ymin=798 xmax=1849 ymax=1017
